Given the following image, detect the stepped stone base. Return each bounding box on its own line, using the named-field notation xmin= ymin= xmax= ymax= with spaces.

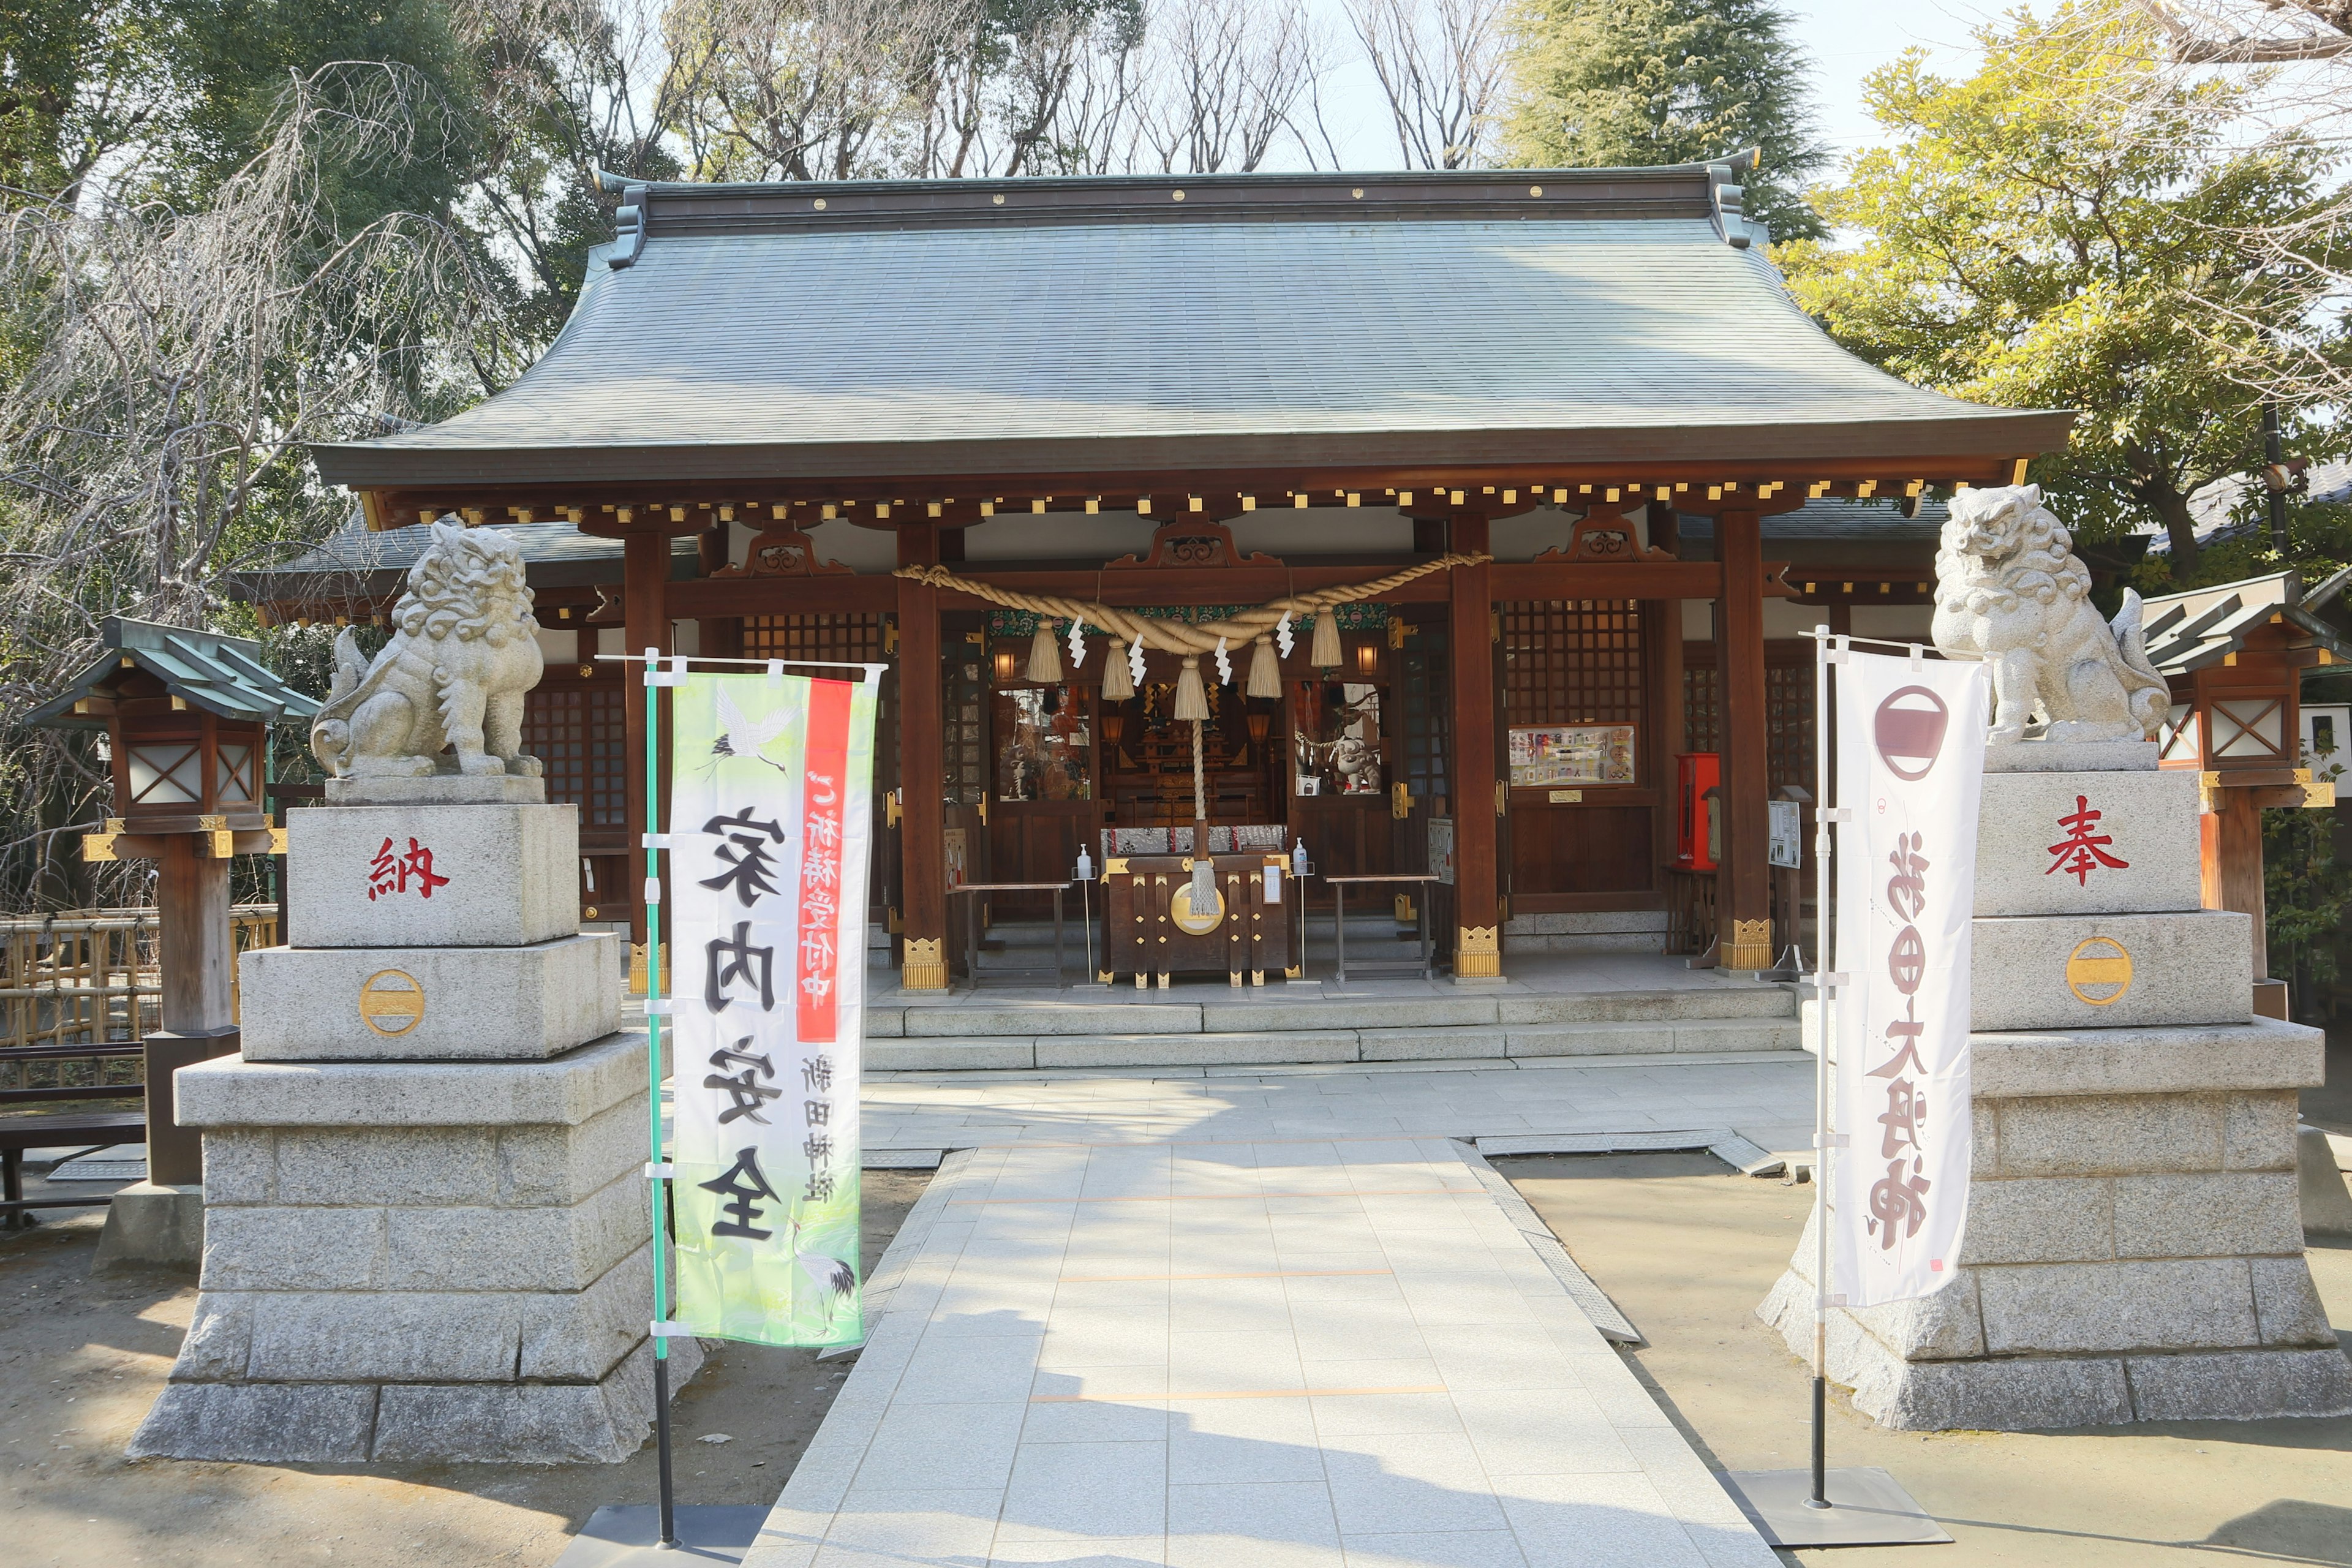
xmin=129 ymin=1334 xmax=703 ymax=1464
xmin=134 ymin=1031 xmax=688 ymax=1464
xmin=1759 ymin=1016 xmax=2352 ymax=1430
xmin=1758 ymin=1267 xmax=2351 ymax=1428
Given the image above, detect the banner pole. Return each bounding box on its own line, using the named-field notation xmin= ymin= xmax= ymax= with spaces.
xmin=643 ymin=649 xmax=678 ymax=1550
xmin=1809 ymin=628 xmax=1836 ymax=1512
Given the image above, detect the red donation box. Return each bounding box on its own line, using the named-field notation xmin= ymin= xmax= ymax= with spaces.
xmin=1675 ymin=752 xmax=1721 ymax=871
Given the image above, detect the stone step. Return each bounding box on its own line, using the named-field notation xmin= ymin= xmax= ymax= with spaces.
xmin=1502 ymin=910 xmax=1668 ymax=937
xmin=870 ymin=982 xmax=1792 ymax=1039
xmin=867 ymin=1014 xmax=1800 ymax=1072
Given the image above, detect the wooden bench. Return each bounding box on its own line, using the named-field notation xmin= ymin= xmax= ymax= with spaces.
xmin=1 ymin=1043 xmax=144 ymax=1229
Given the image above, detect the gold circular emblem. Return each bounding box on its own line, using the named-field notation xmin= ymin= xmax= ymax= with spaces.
xmin=360 ymin=968 xmax=427 ymax=1036
xmin=1170 ymin=882 xmax=1225 ymax=936
xmin=2065 ymin=937 xmax=2133 ymax=1006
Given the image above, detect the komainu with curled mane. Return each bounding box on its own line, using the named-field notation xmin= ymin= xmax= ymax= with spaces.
xmin=311 ymin=518 xmax=546 ymax=778
xmin=1931 ymin=484 xmax=2169 ymax=744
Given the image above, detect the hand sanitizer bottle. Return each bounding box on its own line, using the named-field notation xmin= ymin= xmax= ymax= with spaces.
xmin=1293 ymin=839 xmax=1308 ymax=878
xmin=1076 ymin=846 xmax=1093 ymax=883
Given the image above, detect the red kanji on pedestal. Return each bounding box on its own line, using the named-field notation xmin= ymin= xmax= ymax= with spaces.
xmin=2046 ymin=795 xmax=2128 ymax=886
xmin=367 ymin=835 xmax=450 ymax=899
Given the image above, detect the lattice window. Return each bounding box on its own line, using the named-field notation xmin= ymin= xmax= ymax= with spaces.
xmin=741 ymin=613 xmax=883 ymax=663
xmin=2210 ymin=696 xmax=2288 ymax=761
xmin=1400 ymin=633 xmax=1450 ymax=802
xmin=1683 ymin=652 xmax=1814 ymax=791
xmin=524 ymin=686 xmax=626 ymax=827
xmin=1501 ymin=600 xmax=1643 ymax=729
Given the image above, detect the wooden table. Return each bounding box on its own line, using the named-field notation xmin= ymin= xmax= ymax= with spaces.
xmin=949 ymin=881 xmax=1070 ymax=990
xmin=1325 ymin=873 xmax=1439 ymax=984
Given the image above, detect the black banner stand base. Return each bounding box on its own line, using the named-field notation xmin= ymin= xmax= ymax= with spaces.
xmin=552 ymin=1505 xmax=770 ymax=1566
xmin=1721 ymin=1468 xmax=1953 ymax=1548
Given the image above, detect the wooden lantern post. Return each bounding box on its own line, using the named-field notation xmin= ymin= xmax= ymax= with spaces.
xmin=28 ymin=620 xmax=314 ymax=1242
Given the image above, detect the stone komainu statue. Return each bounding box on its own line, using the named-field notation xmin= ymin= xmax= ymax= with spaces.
xmin=311 ymin=517 xmax=547 ymax=779
xmin=1931 ymin=484 xmax=2170 ymax=744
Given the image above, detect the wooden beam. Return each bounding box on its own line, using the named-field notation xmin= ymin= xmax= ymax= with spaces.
xmin=662 ymin=560 xmax=1731 ymax=618
xmin=1716 ymin=508 xmax=1773 ymax=969
xmin=355 ymin=454 xmax=2027 ymax=530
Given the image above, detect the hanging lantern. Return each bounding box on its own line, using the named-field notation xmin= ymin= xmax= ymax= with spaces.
xmin=1026 ymin=620 xmax=1063 ymax=683
xmin=1102 ymin=638 xmax=1134 ymax=700
xmin=1173 ymin=655 xmax=1210 ymax=721
xmin=1247 ymin=634 xmax=1281 ymax=698
xmin=1310 ymin=610 xmax=1343 ymax=669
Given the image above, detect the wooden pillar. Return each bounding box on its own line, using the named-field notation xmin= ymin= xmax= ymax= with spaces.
xmin=2203 ymin=791 xmax=2269 ymax=978
xmin=623 ymin=527 xmax=669 ymax=977
xmin=1449 ymin=513 xmax=1501 ymax=978
xmin=897 ymin=526 xmax=949 ymax=990
xmin=1716 ymin=508 xmax=1773 ymax=970
xmin=147 ymin=834 xmax=238 ymax=1186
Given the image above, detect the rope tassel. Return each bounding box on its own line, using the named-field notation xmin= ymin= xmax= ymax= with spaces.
xmin=1102 ymin=638 xmax=1134 ymax=700
xmin=1027 ymin=621 xmax=1063 ymax=683
xmin=1310 ymin=611 xmax=1343 ymax=669
xmin=1248 ymin=633 xmax=1281 ymax=698
xmin=1174 ymin=655 xmax=1210 ymax=721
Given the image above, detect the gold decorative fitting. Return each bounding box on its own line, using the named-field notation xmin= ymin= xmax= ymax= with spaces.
xmin=268 ymin=826 xmax=288 ymax=856
xmin=360 ymin=968 xmax=427 ymax=1037
xmin=1457 ymin=926 xmax=1501 ymax=978
xmin=81 ymin=831 xmax=119 ymax=864
xmin=2065 ymin=937 xmax=2133 ymax=1006
xmin=902 ymin=938 xmax=948 ymax=991
xmin=1722 ymin=919 xmax=1774 ymax=971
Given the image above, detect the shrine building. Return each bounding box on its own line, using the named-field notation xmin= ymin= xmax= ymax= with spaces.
xmin=283 ymin=162 xmax=2070 ymax=987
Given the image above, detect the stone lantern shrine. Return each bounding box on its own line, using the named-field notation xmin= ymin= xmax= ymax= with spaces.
xmin=27 ymin=617 xmax=317 ymax=1265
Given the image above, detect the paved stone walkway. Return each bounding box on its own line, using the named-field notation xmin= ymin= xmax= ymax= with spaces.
xmin=745 ymin=1052 xmax=1815 ymax=1568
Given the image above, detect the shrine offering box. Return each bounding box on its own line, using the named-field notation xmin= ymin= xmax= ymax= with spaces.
xmin=1098 ymin=826 xmax=1295 ymax=985
xmin=1675 ymin=752 xmax=1721 ymax=870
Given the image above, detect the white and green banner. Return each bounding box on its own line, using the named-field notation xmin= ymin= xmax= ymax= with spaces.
xmin=666 ymin=673 xmax=876 ymax=1348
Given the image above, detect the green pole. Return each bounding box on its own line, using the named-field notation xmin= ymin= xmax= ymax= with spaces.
xmin=642 ymin=650 xmax=677 ymax=1547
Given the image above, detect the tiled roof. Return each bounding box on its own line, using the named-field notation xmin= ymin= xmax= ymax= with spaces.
xmin=28 ymin=619 xmax=321 ymax=729
xmin=224 ymin=518 xmax=699 ymax=604
xmin=312 ymin=167 xmax=2069 ymax=492
xmin=2137 ymin=570 xmax=2352 ymax=673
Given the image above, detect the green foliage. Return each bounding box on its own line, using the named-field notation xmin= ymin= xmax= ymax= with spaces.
xmin=1779 ymin=2 xmax=2348 ymax=574
xmin=0 ymin=0 xmax=179 ymax=197
xmin=1500 ymin=0 xmax=1826 ymax=241
xmin=165 ymin=0 xmax=479 ymax=225
xmin=2265 ymin=789 xmax=2352 ymax=1008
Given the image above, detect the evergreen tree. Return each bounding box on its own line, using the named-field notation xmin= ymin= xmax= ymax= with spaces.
xmin=1501 ymin=0 xmax=1826 ymax=242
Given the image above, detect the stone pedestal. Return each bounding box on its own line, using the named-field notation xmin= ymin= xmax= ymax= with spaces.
xmin=132 ymin=799 xmax=684 ymax=1464
xmin=1763 ymin=760 xmax=2352 ymax=1429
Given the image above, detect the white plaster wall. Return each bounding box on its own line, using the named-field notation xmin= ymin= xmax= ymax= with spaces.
xmin=533 ymin=627 xmax=579 ymax=665
xmin=1229 ymin=507 xmax=1412 ymax=558
xmin=1675 ymin=598 xmax=1836 ymax=641
xmin=962 ymin=511 xmax=1158 ymax=561
xmin=1850 ymin=603 xmax=1936 ymax=641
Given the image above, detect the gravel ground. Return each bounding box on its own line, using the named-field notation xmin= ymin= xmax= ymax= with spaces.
xmin=1503 ymin=1150 xmax=2352 ymax=1568
xmin=0 ymin=1167 xmax=928 ymax=1568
